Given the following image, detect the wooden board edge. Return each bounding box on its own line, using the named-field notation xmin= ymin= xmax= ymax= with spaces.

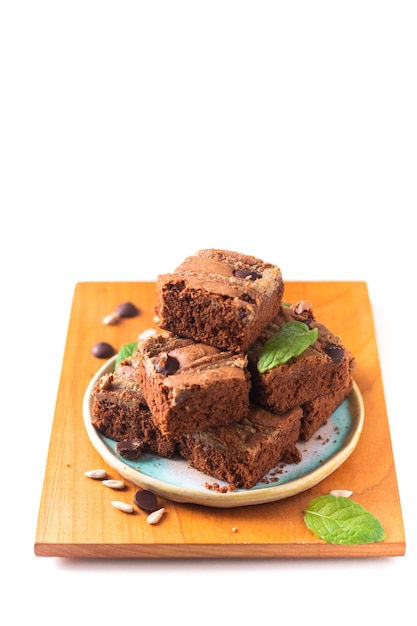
xmin=34 ymin=540 xmax=406 ymax=559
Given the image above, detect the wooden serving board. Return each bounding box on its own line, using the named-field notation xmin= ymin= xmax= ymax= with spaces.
xmin=35 ymin=281 xmax=405 ymax=558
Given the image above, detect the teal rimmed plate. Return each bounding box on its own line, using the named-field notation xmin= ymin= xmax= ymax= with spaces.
xmin=83 ymin=357 xmax=364 ymax=508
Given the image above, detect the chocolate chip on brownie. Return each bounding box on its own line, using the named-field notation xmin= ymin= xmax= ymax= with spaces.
xmin=115 ymin=438 xmax=144 ymax=459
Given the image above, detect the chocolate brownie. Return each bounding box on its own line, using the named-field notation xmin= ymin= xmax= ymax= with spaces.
xmin=155 ymin=249 xmax=284 ymax=351
xmin=300 ymin=380 xmax=353 ymax=441
xmin=135 ymin=333 xmax=251 ymax=437
xmin=178 ymin=405 xmax=302 ymax=489
xmin=247 ymin=301 xmax=355 ymax=414
xmin=91 ymin=358 xmax=177 ymax=458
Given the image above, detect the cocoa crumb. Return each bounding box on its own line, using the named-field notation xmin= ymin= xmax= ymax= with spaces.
xmin=204 ymin=481 xmax=236 ymax=493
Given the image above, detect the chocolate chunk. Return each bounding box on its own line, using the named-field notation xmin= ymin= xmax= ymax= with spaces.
xmin=92 ymin=342 xmax=116 ymax=358
xmin=134 ymin=489 xmax=158 ymax=512
xmin=116 ymin=302 xmax=139 ymax=318
xmin=233 ymin=269 xmax=262 ymax=281
xmin=115 ymin=439 xmax=144 ymax=459
xmin=324 ymin=343 xmax=345 ymax=364
xmin=154 ymin=353 xmax=180 ymax=375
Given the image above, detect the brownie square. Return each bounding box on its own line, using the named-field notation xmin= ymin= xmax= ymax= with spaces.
xmin=135 ymin=334 xmax=251 ymax=437
xmin=91 ymin=358 xmax=177 ymax=458
xmin=300 ymin=380 xmax=353 ymax=441
xmin=247 ymin=302 xmax=355 ymax=414
xmin=178 ymin=404 xmax=302 ymax=489
xmin=155 ymin=249 xmax=284 ymax=351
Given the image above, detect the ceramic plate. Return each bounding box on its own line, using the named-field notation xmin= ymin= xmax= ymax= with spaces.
xmin=83 ymin=357 xmax=364 ymax=508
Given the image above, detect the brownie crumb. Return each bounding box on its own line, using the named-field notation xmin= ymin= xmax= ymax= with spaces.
xmin=204 ymin=481 xmax=236 ymax=493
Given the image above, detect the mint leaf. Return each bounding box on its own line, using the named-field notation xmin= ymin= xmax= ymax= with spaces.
xmin=257 ymin=321 xmax=318 ymax=373
xmin=114 ymin=341 xmax=138 ymax=370
xmin=303 ymin=495 xmax=386 ymax=545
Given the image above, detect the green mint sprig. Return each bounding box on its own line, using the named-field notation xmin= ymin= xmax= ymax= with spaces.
xmin=303 ymin=495 xmax=386 ymax=545
xmin=257 ymin=321 xmax=318 ymax=373
xmin=114 ymin=341 xmax=138 ymax=370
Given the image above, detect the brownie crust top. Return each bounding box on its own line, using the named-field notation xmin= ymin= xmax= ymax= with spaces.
xmin=161 ymin=248 xmax=283 ymax=301
xmin=138 ymin=335 xmax=249 ymax=389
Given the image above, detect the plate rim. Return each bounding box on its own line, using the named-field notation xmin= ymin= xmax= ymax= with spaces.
xmin=82 ymin=356 xmax=365 ymax=508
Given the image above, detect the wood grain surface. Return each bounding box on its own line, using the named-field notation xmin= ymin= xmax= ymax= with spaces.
xmin=34 ymin=281 xmax=405 ymax=558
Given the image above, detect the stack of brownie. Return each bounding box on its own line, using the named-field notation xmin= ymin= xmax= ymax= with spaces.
xmin=92 ymin=249 xmax=355 ymax=489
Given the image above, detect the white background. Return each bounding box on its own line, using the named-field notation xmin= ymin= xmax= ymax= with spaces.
xmin=1 ymin=1 xmax=416 ymax=624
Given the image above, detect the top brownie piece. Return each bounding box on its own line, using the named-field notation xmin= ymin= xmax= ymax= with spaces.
xmin=247 ymin=301 xmax=356 ymax=414
xmin=155 ymin=249 xmax=284 ymax=351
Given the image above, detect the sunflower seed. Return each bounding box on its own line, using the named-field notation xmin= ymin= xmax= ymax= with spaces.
xmin=84 ymin=469 xmax=107 ymax=480
xmin=111 ymin=501 xmax=134 ymax=514
xmin=146 ymin=508 xmax=165 ymax=525
xmin=102 ymin=312 xmax=121 ymax=325
xmin=138 ymin=328 xmax=157 ymax=341
xmin=102 ymin=479 xmax=126 ymax=490
xmin=329 ymin=489 xmax=353 ymax=498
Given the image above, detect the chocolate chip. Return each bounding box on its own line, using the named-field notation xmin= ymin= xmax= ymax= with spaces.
xmin=233 ymin=269 xmax=262 ymax=281
xmin=115 ymin=439 xmax=144 ymax=459
xmin=154 ymin=353 xmax=180 ymax=375
xmin=115 ymin=302 xmax=139 ymax=318
xmin=92 ymin=342 xmax=116 ymax=358
xmin=324 ymin=343 xmax=345 ymax=364
xmin=134 ymin=489 xmax=158 ymax=512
